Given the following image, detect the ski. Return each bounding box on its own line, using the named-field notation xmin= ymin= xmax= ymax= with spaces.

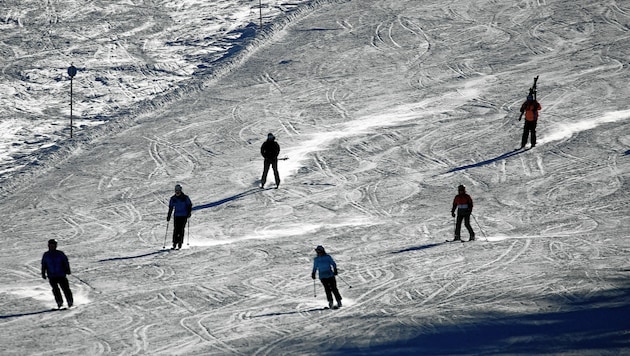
xmin=445 ymin=239 xmax=465 ymax=243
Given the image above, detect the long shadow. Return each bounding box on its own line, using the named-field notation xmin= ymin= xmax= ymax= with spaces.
xmin=447 ymin=148 xmax=528 ymax=173
xmin=249 ymin=307 xmax=325 ymax=319
xmin=192 ymin=188 xmax=267 ymax=212
xmin=98 ymin=249 xmax=169 ymax=262
xmin=393 ymin=243 xmax=444 ymax=253
xmin=0 ymin=309 xmax=58 ymax=319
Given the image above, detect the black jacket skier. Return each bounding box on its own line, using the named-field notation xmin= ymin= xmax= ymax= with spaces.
xmin=42 ymin=239 xmax=74 ymax=308
xmin=260 ymin=133 xmax=281 ymax=188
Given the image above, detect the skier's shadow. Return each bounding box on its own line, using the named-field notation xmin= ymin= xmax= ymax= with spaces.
xmin=249 ymin=307 xmax=326 ymax=318
xmin=393 ymin=243 xmax=443 ymax=253
xmin=0 ymin=309 xmax=58 ymax=319
xmin=446 ymin=148 xmax=529 ymax=173
xmin=98 ymin=250 xmax=168 ymax=262
xmin=192 ymin=188 xmax=269 ymax=212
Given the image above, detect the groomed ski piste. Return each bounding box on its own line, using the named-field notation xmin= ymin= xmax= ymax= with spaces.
xmin=1 ymin=0 xmax=629 ymax=355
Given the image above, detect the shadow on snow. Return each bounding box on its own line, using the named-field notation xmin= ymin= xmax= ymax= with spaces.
xmin=192 ymin=188 xmax=267 ymax=211
xmin=392 ymin=243 xmax=445 ymax=253
xmin=326 ymin=286 xmax=630 ymax=355
xmin=249 ymin=307 xmax=326 ymax=319
xmin=0 ymin=309 xmax=59 ymax=319
xmin=98 ymin=250 xmax=169 ymax=262
xmin=446 ymin=148 xmax=529 ymax=173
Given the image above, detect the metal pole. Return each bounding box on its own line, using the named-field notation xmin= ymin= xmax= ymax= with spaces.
xmin=259 ymin=0 xmax=262 ymax=29
xmin=313 ymin=279 xmax=317 ymax=298
xmin=337 ymin=274 xmax=352 ymax=289
xmin=186 ymin=219 xmax=190 ymax=246
xmin=162 ymin=220 xmax=170 ymax=249
xmin=70 ymin=77 xmax=73 ymax=138
xmin=67 ymin=65 xmax=77 ymax=138
xmin=471 ymin=213 xmax=488 ymax=242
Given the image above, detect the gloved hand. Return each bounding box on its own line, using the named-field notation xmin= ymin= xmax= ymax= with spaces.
xmin=166 ymin=215 xmax=171 ymax=222
xmin=42 ymin=274 xmax=47 ymax=280
xmin=334 ymin=269 xmax=338 ymax=275
xmin=311 ymin=272 xmax=316 ymax=280
xmin=451 ymin=212 xmax=456 ymax=218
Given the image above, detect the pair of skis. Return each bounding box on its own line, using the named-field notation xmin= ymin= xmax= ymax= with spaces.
xmin=445 ymin=239 xmax=474 ymax=243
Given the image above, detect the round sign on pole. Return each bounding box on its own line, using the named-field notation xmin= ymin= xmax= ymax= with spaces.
xmin=68 ymin=65 xmax=77 ymax=78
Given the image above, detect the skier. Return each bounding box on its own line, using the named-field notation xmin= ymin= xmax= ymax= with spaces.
xmin=519 ymin=94 xmax=541 ymax=148
xmin=167 ymin=184 xmax=192 ymax=250
xmin=451 ymin=185 xmax=475 ymax=241
xmin=260 ymin=133 xmax=281 ymax=189
xmin=41 ymin=239 xmax=73 ymax=309
xmin=311 ymin=245 xmax=342 ymax=309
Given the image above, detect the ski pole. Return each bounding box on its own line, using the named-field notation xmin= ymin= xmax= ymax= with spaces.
xmin=337 ymin=274 xmax=352 ymax=289
xmin=187 ymin=219 xmax=190 ymax=246
xmin=313 ymin=279 xmax=317 ymax=298
xmin=162 ymin=220 xmax=170 ymax=249
xmin=453 ymin=214 xmax=457 ymax=240
xmin=471 ymin=213 xmax=488 ymax=242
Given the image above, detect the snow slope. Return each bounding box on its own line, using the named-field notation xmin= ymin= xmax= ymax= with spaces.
xmin=1 ymin=0 xmax=629 ymax=355
xmin=0 ymin=0 xmax=313 ymax=187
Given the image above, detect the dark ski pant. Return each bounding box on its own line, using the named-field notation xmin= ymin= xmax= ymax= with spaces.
xmin=521 ymin=120 xmax=537 ymax=147
xmin=320 ymin=276 xmax=342 ymax=304
xmin=172 ymin=216 xmax=188 ymax=247
xmin=49 ymin=276 xmax=73 ymax=308
xmin=261 ymin=158 xmax=280 ymax=187
xmin=455 ymin=210 xmax=475 ymax=240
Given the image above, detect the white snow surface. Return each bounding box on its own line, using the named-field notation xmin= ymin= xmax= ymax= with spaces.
xmin=1 ymin=0 xmax=630 ymax=355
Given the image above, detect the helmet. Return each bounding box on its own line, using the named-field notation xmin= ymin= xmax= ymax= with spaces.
xmin=315 ymin=245 xmax=325 ymax=253
xmin=48 ymin=239 xmax=57 ymax=245
xmin=458 ymin=185 xmax=465 ymax=191
xmin=267 ymin=133 xmax=275 ymax=140
xmin=174 ymin=184 xmax=182 ymax=192
xmin=527 ymin=94 xmax=534 ymax=101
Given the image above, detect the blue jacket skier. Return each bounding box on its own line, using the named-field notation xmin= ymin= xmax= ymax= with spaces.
xmin=167 ymin=184 xmax=192 ymax=250
xmin=41 ymin=239 xmax=73 ymax=309
xmin=311 ymin=245 xmax=342 ymax=309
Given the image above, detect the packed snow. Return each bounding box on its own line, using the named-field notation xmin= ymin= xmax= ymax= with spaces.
xmin=1 ymin=0 xmax=629 ymax=355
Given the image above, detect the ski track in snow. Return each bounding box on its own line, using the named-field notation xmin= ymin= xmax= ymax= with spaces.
xmin=1 ymin=0 xmax=630 ymax=355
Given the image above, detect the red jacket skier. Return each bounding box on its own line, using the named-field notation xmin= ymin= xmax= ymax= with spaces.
xmin=519 ymin=94 xmax=541 ymax=148
xmin=451 ymin=185 xmax=475 ymax=241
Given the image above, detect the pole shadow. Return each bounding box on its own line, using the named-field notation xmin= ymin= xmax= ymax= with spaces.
xmin=446 ymin=148 xmax=529 ymax=173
